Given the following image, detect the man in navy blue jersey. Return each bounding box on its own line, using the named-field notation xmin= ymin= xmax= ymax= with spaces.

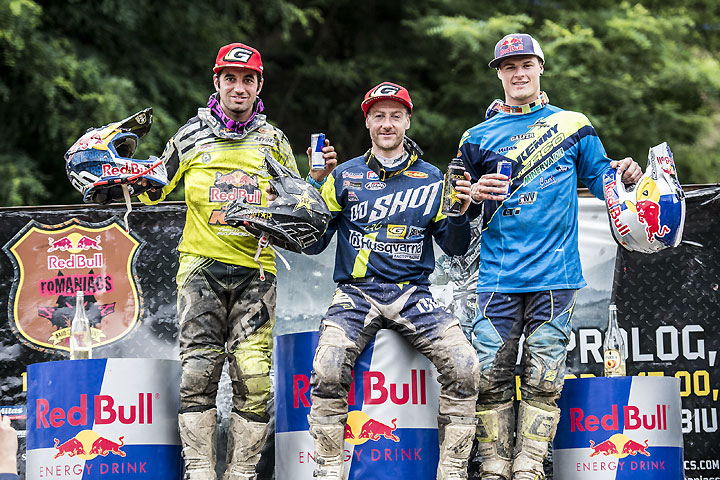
xmin=459 ymin=34 xmax=642 ymax=480
xmin=304 ymin=82 xmax=481 ymax=480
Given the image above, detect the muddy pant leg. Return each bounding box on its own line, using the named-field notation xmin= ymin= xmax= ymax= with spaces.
xmin=472 ymin=293 xmax=525 ymax=405
xmin=308 ymin=285 xmax=377 ymax=479
xmin=177 ymin=259 xmax=228 ymax=413
xmin=519 ymin=290 xmax=576 ymax=407
xmin=394 ymin=285 xmax=478 ymax=479
xmin=514 ymin=290 xmax=576 ymax=480
xmin=226 ymin=272 xmax=276 ymax=421
xmin=472 ymin=292 xmax=525 ymax=480
xmin=176 ymin=257 xmax=229 ymax=480
xmin=225 ymin=271 xmax=276 ymax=480
xmin=309 ymin=285 xmax=377 ymax=418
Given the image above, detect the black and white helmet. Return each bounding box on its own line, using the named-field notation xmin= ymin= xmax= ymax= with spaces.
xmin=225 ymin=151 xmax=331 ymax=253
xmin=65 ymin=108 xmax=168 ymax=204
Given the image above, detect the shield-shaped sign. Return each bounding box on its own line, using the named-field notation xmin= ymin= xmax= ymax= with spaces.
xmin=3 ymin=218 xmax=143 ymax=352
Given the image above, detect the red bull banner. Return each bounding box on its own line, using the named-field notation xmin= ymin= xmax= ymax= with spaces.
xmin=274 ymin=329 xmax=442 ymax=479
xmin=553 ymin=376 xmax=683 ymax=480
xmin=26 ymin=358 xmax=182 ymax=479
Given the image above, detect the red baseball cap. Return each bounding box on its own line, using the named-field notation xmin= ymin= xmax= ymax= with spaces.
xmin=361 ymin=82 xmax=413 ymax=117
xmin=213 ymin=43 xmax=263 ymax=75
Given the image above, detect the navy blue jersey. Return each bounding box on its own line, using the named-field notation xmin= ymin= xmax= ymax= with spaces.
xmin=459 ymin=103 xmax=611 ymax=293
xmin=305 ymin=149 xmax=470 ymax=285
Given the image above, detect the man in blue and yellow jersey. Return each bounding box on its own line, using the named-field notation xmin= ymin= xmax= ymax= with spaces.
xmin=303 ymin=82 xmax=480 ymax=480
xmin=139 ymin=43 xmax=336 ymax=480
xmin=459 ymin=34 xmax=642 ymax=480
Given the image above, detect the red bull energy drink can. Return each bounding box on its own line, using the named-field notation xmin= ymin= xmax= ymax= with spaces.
xmin=497 ymin=160 xmax=512 ymax=199
xmin=310 ymin=133 xmax=326 ymax=171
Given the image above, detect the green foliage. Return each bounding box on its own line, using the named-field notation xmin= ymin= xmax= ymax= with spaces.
xmin=0 ymin=0 xmax=718 ymax=206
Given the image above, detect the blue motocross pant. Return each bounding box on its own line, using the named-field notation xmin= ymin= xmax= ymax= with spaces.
xmin=309 ymin=281 xmax=480 ymax=419
xmin=472 ymin=290 xmax=577 ymax=408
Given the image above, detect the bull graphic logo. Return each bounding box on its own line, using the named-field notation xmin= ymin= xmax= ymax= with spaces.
xmin=53 ymin=437 xmax=85 ymax=459
xmin=344 ymin=411 xmax=400 ymax=445
xmin=47 ymin=234 xmax=102 ymax=253
xmin=588 ymin=434 xmax=650 ymax=458
xmin=210 ymin=169 xmax=261 ymax=205
xmin=54 ymin=430 xmax=125 ymax=460
xmin=624 ymin=177 xmax=670 ymax=243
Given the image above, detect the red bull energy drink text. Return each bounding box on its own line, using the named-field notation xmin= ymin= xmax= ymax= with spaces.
xmin=497 ymin=160 xmax=512 ymax=199
xmin=310 ymin=133 xmax=326 ymax=171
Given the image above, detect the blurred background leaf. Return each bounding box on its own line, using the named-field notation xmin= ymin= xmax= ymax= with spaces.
xmin=1 ymin=0 xmax=718 ymax=205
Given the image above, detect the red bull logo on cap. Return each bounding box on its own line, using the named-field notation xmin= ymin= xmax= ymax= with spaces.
xmin=499 ymin=36 xmax=524 ymax=55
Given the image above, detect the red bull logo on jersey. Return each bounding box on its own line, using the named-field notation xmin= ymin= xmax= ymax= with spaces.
xmin=210 ymin=169 xmax=261 ymax=204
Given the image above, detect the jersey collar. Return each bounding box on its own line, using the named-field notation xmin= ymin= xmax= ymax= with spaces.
xmin=364 ymin=136 xmax=423 ymax=181
xmin=485 ymin=91 xmax=549 ymax=120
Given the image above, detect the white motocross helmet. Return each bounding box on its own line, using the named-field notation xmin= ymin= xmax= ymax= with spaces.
xmin=602 ymin=142 xmax=685 ymax=254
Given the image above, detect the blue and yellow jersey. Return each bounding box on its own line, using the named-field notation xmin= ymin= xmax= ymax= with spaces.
xmin=459 ymin=103 xmax=611 ymax=293
xmin=304 ymin=151 xmax=470 ymax=285
xmin=139 ymin=109 xmax=297 ymax=275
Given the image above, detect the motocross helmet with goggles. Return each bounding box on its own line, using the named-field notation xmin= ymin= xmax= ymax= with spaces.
xmin=602 ymin=142 xmax=685 ymax=254
xmin=224 ymin=150 xmax=331 ymax=279
xmin=65 ymin=108 xmax=168 ymax=204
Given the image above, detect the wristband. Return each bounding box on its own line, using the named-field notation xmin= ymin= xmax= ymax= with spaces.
xmin=306 ymin=175 xmax=327 ymax=190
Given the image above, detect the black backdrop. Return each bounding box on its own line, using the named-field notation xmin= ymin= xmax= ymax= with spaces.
xmin=1 ymin=188 xmax=718 ymax=479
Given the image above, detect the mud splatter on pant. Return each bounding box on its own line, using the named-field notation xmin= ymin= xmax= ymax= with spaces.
xmin=310 ymin=282 xmax=480 ymax=419
xmin=177 ymin=254 xmax=275 ymax=422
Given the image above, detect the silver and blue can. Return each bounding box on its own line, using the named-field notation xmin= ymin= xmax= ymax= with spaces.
xmin=497 ymin=160 xmax=512 ymax=198
xmin=310 ymin=133 xmax=326 ymax=170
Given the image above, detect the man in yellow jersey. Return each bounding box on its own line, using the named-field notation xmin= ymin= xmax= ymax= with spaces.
xmin=139 ymin=43 xmax=336 ymax=480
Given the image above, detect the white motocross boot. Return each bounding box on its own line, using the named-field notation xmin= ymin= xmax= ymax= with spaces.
xmin=437 ymin=415 xmax=477 ymax=480
xmin=512 ymin=401 xmax=560 ymax=480
xmin=475 ymin=401 xmax=514 ymax=480
xmin=307 ymin=414 xmax=346 ymax=479
xmin=178 ymin=409 xmax=218 ymax=480
xmin=222 ymin=412 xmax=271 ymax=480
